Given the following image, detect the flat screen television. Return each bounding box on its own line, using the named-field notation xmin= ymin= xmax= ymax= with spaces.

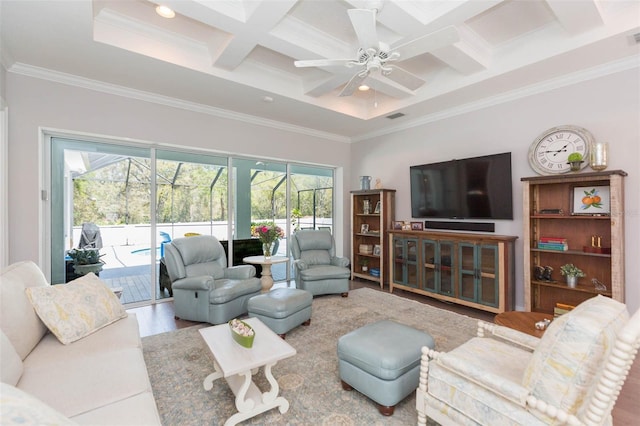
xmin=410 ymin=152 xmax=513 ymax=220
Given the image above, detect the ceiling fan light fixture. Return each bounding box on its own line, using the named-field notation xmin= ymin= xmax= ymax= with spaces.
xmin=358 ymin=84 xmax=370 ymax=91
xmin=155 ymin=5 xmax=175 ymax=19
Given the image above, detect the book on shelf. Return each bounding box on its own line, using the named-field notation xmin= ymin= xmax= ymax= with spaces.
xmin=539 ymin=236 xmax=568 ymax=244
xmin=537 ymin=242 xmax=568 ymax=251
xmin=554 ymin=302 xmax=576 ymax=318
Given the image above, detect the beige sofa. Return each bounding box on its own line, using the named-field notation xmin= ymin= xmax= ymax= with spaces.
xmin=0 ymin=261 xmax=161 ymax=425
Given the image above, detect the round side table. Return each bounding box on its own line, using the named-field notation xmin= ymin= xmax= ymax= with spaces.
xmin=243 ymin=255 xmax=289 ymax=292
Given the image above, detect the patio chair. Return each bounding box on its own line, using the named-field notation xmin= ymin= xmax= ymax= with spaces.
xmin=163 ymin=235 xmax=262 ymax=324
xmin=290 ymin=229 xmax=350 ymax=297
xmin=417 ymin=295 xmax=640 ymax=426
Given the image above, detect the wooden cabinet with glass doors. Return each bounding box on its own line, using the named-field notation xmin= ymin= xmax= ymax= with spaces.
xmin=351 ymin=189 xmax=395 ymax=288
xmin=390 ymin=230 xmax=517 ymax=313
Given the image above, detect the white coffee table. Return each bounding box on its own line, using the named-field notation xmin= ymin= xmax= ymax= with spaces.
xmin=199 ymin=317 xmax=296 ymax=426
xmin=243 ymin=255 xmax=289 ymax=292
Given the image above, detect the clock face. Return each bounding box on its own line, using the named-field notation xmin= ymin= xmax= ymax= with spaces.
xmin=528 ymin=126 xmax=593 ymax=175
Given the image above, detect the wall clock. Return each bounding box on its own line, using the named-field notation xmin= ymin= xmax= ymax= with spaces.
xmin=528 ymin=125 xmax=593 ymax=175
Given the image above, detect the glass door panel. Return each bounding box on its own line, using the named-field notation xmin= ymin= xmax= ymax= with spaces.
xmin=459 ymin=243 xmax=476 ymax=301
xmin=422 ymin=239 xmax=436 ymax=292
xmin=155 ymin=150 xmax=228 ymax=298
xmin=51 ymin=138 xmax=152 ymax=304
xmin=478 ymin=245 xmax=499 ymax=307
xmin=290 ymin=164 xmax=334 ymax=232
xmin=439 ymin=242 xmax=454 ymax=295
xmin=289 ymin=164 xmax=334 ymax=282
xmin=406 ymin=239 xmax=418 ymax=287
xmin=393 ymin=237 xmax=405 ymax=284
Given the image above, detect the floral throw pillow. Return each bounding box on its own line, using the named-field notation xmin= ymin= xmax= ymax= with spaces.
xmin=25 ymin=273 xmax=126 ymax=345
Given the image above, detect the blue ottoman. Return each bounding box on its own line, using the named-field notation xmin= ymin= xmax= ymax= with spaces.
xmin=248 ymin=288 xmax=312 ymax=338
xmin=337 ymin=320 xmax=435 ymax=416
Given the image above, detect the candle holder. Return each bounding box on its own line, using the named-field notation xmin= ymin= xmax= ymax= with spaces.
xmin=590 ymin=142 xmax=608 ymax=171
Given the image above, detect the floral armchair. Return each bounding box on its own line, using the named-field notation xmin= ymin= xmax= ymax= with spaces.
xmin=417 ymin=295 xmax=640 ymax=426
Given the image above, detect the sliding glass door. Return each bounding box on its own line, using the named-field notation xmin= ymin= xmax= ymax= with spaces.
xmin=155 ymin=151 xmax=229 ymax=298
xmin=51 ymin=138 xmax=153 ymax=304
xmin=50 ymin=136 xmax=335 ymax=305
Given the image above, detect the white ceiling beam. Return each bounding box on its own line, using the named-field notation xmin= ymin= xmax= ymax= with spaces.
xmin=546 ymin=0 xmax=604 ymax=34
xmin=367 ymin=73 xmax=415 ymax=99
xmin=266 ymin=16 xmax=354 ymax=62
xmin=391 ymin=0 xmax=503 ymax=34
xmin=303 ymin=73 xmax=352 ymax=97
xmin=430 ymin=25 xmax=490 ymax=75
xmin=212 ymin=0 xmax=298 ymax=70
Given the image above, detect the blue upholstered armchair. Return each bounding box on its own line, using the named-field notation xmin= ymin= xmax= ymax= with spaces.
xmin=290 ymin=230 xmax=350 ymax=297
xmin=163 ymin=235 xmax=262 ymax=324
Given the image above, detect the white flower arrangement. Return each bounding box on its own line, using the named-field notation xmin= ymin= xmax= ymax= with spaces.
xmin=230 ymin=318 xmax=254 ymax=337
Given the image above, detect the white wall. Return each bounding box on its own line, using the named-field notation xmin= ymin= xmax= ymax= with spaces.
xmin=6 ymin=68 xmax=639 ymax=313
xmin=0 ymin=64 xmax=8 ymax=268
xmin=5 ymin=73 xmax=352 ymax=268
xmin=352 ymin=68 xmax=640 ymax=313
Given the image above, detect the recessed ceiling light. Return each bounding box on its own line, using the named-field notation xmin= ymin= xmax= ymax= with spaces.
xmin=262 ymin=96 xmax=274 ymax=103
xmin=156 ymin=5 xmax=175 ymax=19
xmin=358 ymin=85 xmax=370 ymax=91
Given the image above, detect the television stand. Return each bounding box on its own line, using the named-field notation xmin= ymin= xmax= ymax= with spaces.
xmin=389 ymin=230 xmax=517 ymax=313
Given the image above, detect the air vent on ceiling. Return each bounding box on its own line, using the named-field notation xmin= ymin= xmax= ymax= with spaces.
xmin=386 ymin=112 xmax=405 ymax=120
xmin=633 ymin=32 xmax=640 ymax=44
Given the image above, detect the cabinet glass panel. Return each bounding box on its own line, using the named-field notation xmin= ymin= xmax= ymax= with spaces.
xmin=422 ymin=240 xmax=437 ymax=292
xmin=393 ymin=237 xmax=419 ymax=288
xmin=439 ymin=242 xmax=454 ymax=295
xmin=407 ymin=239 xmax=418 ymax=287
xmin=478 ymin=245 xmax=499 ymax=307
xmin=479 ymin=245 xmax=497 ymax=275
xmin=459 ymin=243 xmax=476 ymax=301
xmin=393 ymin=238 xmax=404 ymax=283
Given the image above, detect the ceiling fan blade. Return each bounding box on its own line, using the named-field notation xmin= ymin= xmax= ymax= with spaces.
xmin=339 ymin=71 xmax=369 ymax=97
xmin=392 ymin=26 xmax=460 ymax=61
xmin=294 ymin=59 xmax=353 ymax=68
xmin=385 ymin=66 xmax=425 ymax=91
xmin=348 ymin=8 xmax=379 ymax=49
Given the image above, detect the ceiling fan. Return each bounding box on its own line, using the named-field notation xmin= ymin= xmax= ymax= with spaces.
xmin=294 ymin=0 xmax=459 ymax=97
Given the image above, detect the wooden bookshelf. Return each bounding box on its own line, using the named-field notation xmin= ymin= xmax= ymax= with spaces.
xmin=521 ymin=170 xmax=626 ymax=313
xmin=350 ymin=189 xmax=395 ymax=288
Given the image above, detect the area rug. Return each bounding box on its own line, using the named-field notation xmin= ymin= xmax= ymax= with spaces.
xmin=142 ymin=287 xmax=480 ymax=425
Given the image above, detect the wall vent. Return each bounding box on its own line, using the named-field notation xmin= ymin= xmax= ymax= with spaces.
xmin=386 ymin=112 xmax=405 ymax=119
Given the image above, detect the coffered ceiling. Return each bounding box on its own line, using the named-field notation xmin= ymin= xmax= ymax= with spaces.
xmin=2 ymin=0 xmax=639 ymax=141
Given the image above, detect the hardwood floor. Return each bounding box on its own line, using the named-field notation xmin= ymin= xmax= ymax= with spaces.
xmin=127 ymin=279 xmax=639 ymax=425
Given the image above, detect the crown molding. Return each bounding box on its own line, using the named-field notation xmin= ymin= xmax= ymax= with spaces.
xmin=352 ymin=55 xmax=640 ymax=142
xmin=7 ymin=62 xmax=351 ymax=143
xmin=9 ymin=54 xmax=638 ymax=145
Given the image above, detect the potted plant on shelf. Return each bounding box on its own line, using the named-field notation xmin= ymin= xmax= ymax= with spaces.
xmin=560 ymin=263 xmax=586 ymax=288
xmin=67 ymin=248 xmax=105 ymax=276
xmin=567 ymin=152 xmax=584 ymax=172
xmin=360 ymin=258 xmax=369 ymax=272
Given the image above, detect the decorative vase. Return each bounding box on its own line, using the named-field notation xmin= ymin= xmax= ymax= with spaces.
xmin=568 ymin=161 xmax=584 ymax=172
xmin=566 ymin=275 xmax=578 ymax=288
xmin=359 ymin=176 xmax=371 ymax=190
xmin=73 ymin=262 xmax=103 ymax=276
xmin=590 ymin=142 xmax=608 ymax=171
xmin=262 ymin=242 xmax=274 ymax=260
